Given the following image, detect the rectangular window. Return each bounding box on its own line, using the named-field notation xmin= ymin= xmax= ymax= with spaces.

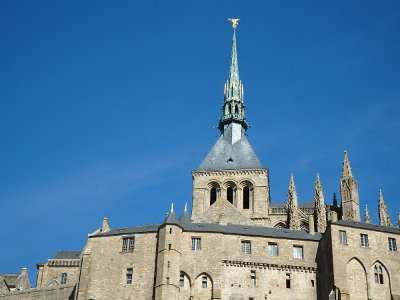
xmin=168 ymin=244 xmax=172 ymax=250
xmin=191 ymin=238 xmax=201 ymax=251
xmin=388 ymin=237 xmax=397 ymax=252
xmin=122 ymin=237 xmax=135 ymax=252
xmin=268 ymin=243 xmax=278 ymax=257
xmin=250 ymin=270 xmax=256 ymax=287
xmin=293 ymin=246 xmax=303 ymax=259
xmin=286 ymin=273 xmax=291 ymax=289
xmin=126 ymin=268 xmax=133 ymax=284
xmin=339 ymin=230 xmax=347 ymax=245
xmin=242 ymin=241 xmax=251 ymax=255
xmin=202 ymin=276 xmax=207 ymax=288
xmin=179 ymin=274 xmax=184 ymax=287
xmin=360 ymin=234 xmax=369 ymax=247
xmin=166 ymin=277 xmax=170 ymax=285
xmin=60 ymin=273 xmax=67 ymax=285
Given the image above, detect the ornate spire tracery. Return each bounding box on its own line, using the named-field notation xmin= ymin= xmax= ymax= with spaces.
xmin=314 ymin=174 xmax=327 ymax=232
xmin=378 ymin=189 xmax=392 ymax=227
xmin=218 ymin=20 xmax=248 ymax=134
xmin=364 ymin=205 xmax=371 ymax=223
xmin=287 ymin=174 xmax=301 ymax=230
xmin=340 ymin=151 xmax=360 ymax=221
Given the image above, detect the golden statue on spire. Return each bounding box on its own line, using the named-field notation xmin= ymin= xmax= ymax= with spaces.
xmin=228 ymin=18 xmax=240 ymax=29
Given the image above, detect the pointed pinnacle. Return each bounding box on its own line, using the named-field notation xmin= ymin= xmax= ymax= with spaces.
xmin=342 ymin=150 xmax=353 ymax=178
xmin=184 ymin=202 xmax=188 ymax=212
xmin=170 ymin=202 xmax=174 ymax=213
xmin=379 ymin=189 xmax=384 ymax=204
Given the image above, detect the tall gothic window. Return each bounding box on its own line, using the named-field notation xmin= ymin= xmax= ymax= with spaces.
xmin=210 ymin=187 xmax=217 ymax=205
xmin=227 ymin=187 xmax=234 ymax=204
xmin=243 ymin=186 xmax=250 ymax=209
xmin=374 ymin=265 xmax=383 ymax=284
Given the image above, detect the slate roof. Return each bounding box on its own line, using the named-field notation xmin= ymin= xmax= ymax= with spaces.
xmin=93 ymin=222 xmax=321 ymax=241
xmin=197 ymin=135 xmax=265 ymax=171
xmin=52 ymin=251 xmax=81 ymax=259
xmin=164 ymin=211 xmax=179 ymax=225
xmin=334 ymin=219 xmax=400 ymax=235
xmin=179 ymin=211 xmax=192 ymax=223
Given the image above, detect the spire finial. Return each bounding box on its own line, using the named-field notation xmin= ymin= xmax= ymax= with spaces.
xmin=218 ymin=19 xmax=248 ymax=135
xmin=184 ymin=202 xmax=188 ymax=212
xmin=364 ymin=205 xmax=371 ymax=223
xmin=170 ymin=202 xmax=174 ymax=213
xmin=342 ymin=150 xmax=353 ymax=178
xmin=228 ymin=18 xmax=240 ymax=29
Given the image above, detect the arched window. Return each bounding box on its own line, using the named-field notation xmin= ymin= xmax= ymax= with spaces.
xmin=374 ymin=265 xmax=384 ymax=284
xmin=210 ymin=187 xmax=217 ymax=205
xmin=227 ymin=187 xmax=234 ymax=204
xmin=243 ymin=186 xmax=250 ymax=209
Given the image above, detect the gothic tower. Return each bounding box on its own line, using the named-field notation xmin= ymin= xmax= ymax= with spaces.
xmin=340 ymin=151 xmax=360 ymax=221
xmin=191 ymin=21 xmax=270 ymax=226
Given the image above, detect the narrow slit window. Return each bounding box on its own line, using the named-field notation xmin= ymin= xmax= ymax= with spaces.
xmin=202 ymin=276 xmax=207 ymax=288
xmin=60 ymin=273 xmax=67 ymax=285
xmin=286 ymin=273 xmax=291 ymax=288
xmin=126 ymin=268 xmax=133 ymax=285
xmin=250 ymin=270 xmax=256 ymax=287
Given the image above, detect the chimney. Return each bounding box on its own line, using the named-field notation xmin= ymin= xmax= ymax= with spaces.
xmin=102 ymin=217 xmax=110 ymax=232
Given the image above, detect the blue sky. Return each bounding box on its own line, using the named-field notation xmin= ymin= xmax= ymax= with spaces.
xmin=1 ymin=1 xmax=399 ymax=283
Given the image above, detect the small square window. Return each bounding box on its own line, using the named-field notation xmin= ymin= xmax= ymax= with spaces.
xmin=191 ymin=238 xmax=201 ymax=251
xmin=242 ymin=241 xmax=251 ymax=255
xmin=360 ymin=234 xmax=369 ymax=247
xmin=126 ymin=268 xmax=133 ymax=284
xmin=293 ymin=246 xmax=303 ymax=259
xmin=339 ymin=230 xmax=347 ymax=245
xmin=122 ymin=237 xmax=135 ymax=252
xmin=268 ymin=243 xmax=278 ymax=257
xmin=388 ymin=237 xmax=397 ymax=252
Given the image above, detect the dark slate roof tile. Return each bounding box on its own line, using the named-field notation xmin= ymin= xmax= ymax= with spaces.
xmin=334 ymin=220 xmax=400 ymax=235
xmin=197 ymin=136 xmax=265 ymax=171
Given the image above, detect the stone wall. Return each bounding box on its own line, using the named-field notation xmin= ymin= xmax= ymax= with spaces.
xmin=330 ymin=223 xmax=400 ymax=300
xmin=76 ymin=231 xmax=158 ymax=300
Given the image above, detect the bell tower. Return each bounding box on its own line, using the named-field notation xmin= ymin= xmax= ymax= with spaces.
xmin=191 ymin=20 xmax=270 ymax=226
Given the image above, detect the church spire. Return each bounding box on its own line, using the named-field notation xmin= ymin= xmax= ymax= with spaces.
xmin=364 ymin=205 xmax=371 ymax=223
xmin=342 ymin=150 xmax=353 ymax=178
xmin=287 ymin=174 xmax=301 ymax=230
xmin=218 ymin=19 xmax=248 ymax=141
xmin=378 ymin=189 xmax=392 ymax=227
xmin=313 ymin=174 xmax=327 ymax=232
xmin=340 ymin=151 xmax=360 ymax=221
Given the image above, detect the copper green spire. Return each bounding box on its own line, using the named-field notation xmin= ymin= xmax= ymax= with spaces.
xmin=219 ymin=19 xmax=248 ymax=134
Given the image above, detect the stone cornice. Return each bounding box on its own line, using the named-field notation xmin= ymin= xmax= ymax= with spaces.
xmin=222 ymin=260 xmax=317 ymax=272
xmin=193 ymin=169 xmax=268 ymax=177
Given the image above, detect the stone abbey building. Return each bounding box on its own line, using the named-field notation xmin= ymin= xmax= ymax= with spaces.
xmin=1 ymin=23 xmax=400 ymax=300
